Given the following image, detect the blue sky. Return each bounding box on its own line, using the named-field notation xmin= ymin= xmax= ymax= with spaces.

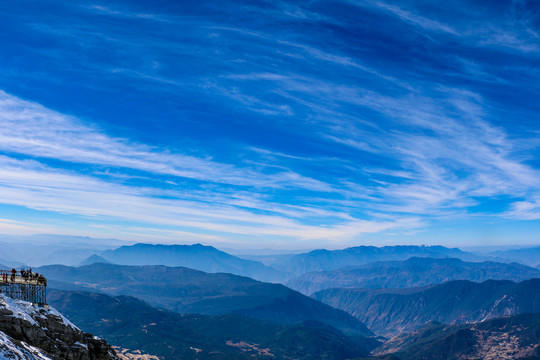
xmin=0 ymin=0 xmax=539 ymax=249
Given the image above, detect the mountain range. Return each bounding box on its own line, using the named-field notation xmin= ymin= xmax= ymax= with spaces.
xmin=1 ymin=239 xmax=538 ymax=360
xmin=0 ymin=234 xmax=130 ymax=267
xmin=39 ymin=262 xmax=372 ymax=337
xmin=49 ymin=289 xmax=379 ymax=360
xmin=45 ymin=287 xmax=540 ymax=360
xmin=287 ymin=256 xmax=540 ymax=294
xmin=91 ymin=243 xmax=499 ymax=282
xmin=313 ymin=278 xmax=540 ymax=337
xmin=97 ymin=243 xmax=284 ymax=282
xmin=268 ymin=245 xmax=483 ymax=276
xmin=488 ymin=246 xmax=540 ymax=267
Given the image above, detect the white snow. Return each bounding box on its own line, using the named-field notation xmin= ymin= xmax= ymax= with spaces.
xmin=0 ymin=330 xmax=54 ymax=360
xmin=0 ymin=295 xmax=93 ymax=360
xmin=74 ymin=341 xmax=88 ymax=349
xmin=0 ymin=294 xmax=79 ymax=331
xmin=0 ymin=294 xmax=38 ymax=326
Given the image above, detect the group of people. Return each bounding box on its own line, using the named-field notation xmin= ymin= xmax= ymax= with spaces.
xmin=1 ymin=268 xmax=46 ymax=285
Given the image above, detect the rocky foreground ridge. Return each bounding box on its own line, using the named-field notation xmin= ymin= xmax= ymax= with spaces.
xmin=0 ymin=293 xmax=118 ymax=360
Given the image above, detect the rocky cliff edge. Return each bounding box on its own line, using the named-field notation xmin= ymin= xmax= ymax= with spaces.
xmin=0 ymin=293 xmax=118 ymax=360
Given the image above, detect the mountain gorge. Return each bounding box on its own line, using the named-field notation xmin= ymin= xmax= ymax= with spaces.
xmin=372 ymin=313 xmax=540 ymax=360
xmin=313 ymin=278 xmax=540 ymax=337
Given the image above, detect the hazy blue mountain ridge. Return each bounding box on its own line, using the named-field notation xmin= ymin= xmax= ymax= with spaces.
xmin=99 ymin=243 xmax=284 ymax=282
xmin=0 ymin=235 xmax=129 ymax=266
xmin=272 ymin=245 xmax=484 ymax=276
xmin=287 ymin=256 xmax=540 ymax=294
xmin=488 ymin=246 xmax=540 ymax=267
xmin=79 ymin=254 xmax=112 ymax=266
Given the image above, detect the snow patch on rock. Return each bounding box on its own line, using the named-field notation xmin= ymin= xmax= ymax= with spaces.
xmin=0 ymin=330 xmax=53 ymax=360
xmin=0 ymin=294 xmax=78 ymax=330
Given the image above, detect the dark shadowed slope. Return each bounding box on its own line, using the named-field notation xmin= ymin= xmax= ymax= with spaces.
xmin=49 ymin=290 xmax=377 ymax=360
xmin=273 ymin=245 xmax=482 ymax=276
xmin=100 ymin=243 xmax=284 ymax=282
xmin=313 ymin=278 xmax=540 ymax=337
xmin=373 ymin=313 xmax=540 ymax=360
xmin=288 ymin=257 xmax=540 ymax=294
xmin=39 ymin=263 xmax=372 ymax=337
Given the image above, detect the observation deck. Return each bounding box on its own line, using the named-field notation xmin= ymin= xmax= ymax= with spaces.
xmin=0 ymin=270 xmax=47 ymax=305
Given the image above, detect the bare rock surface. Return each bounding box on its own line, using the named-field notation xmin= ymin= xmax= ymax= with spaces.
xmin=0 ymin=294 xmax=118 ymax=360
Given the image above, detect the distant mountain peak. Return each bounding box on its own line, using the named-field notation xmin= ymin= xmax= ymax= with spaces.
xmin=79 ymin=254 xmax=112 ymax=266
xmin=99 ymin=243 xmax=284 ymax=282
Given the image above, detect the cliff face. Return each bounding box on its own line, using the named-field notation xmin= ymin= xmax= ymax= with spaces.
xmin=0 ymin=294 xmax=118 ymax=360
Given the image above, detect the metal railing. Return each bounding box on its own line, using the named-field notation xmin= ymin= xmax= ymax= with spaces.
xmin=0 ymin=270 xmax=47 ymax=305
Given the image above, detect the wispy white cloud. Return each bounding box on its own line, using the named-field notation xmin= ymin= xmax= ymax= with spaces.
xmin=82 ymin=4 xmax=173 ymax=22
xmin=350 ymin=0 xmax=459 ymax=35
xmin=0 ymin=153 xmax=417 ymax=241
xmin=2 ymin=0 xmax=540 ymax=247
xmin=348 ymin=0 xmax=540 ymax=53
xmin=238 ymin=69 xmax=540 ymax=216
xmin=0 ymin=91 xmax=426 ymax=243
xmin=215 ymin=64 xmax=540 ymax=220
xmin=0 ymin=91 xmax=328 ymax=191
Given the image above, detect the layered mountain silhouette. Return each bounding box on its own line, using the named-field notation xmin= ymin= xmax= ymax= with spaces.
xmin=271 ymin=245 xmax=483 ymax=276
xmin=39 ymin=263 xmax=372 ymax=337
xmin=372 ymin=313 xmax=540 ymax=360
xmin=313 ymin=278 xmax=540 ymax=337
xmin=49 ymin=290 xmax=379 ymax=360
xmin=0 ymin=235 xmax=127 ymax=266
xmin=489 ymin=246 xmax=540 ymax=267
xmin=98 ymin=243 xmax=284 ymax=282
xmin=79 ymin=254 xmax=111 ymax=266
xmin=287 ymin=257 xmax=540 ymax=294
